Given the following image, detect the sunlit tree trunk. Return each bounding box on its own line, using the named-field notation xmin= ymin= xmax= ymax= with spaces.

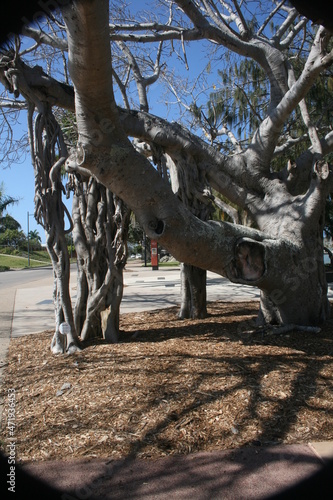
xmin=30 ymin=106 xmax=80 ymax=353
xmin=70 ymin=174 xmax=129 ymax=342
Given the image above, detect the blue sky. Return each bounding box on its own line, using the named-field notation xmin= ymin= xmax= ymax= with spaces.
xmin=0 ymin=54 xmax=210 ymax=243
xmin=0 ymin=38 xmax=214 ymax=244
xmin=1 ymin=121 xmax=45 ymax=241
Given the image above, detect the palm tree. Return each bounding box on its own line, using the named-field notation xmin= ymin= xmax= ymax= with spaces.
xmin=28 ymin=229 xmax=41 ymax=243
xmin=0 ymin=182 xmax=18 ymax=233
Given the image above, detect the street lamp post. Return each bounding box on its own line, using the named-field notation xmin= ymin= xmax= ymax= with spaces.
xmin=27 ymin=211 xmax=33 ymax=267
xmin=143 ymin=232 xmax=147 ymax=267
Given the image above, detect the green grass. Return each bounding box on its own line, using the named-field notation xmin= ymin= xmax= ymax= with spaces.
xmin=0 ymin=251 xmax=179 ymax=271
xmin=0 ymin=252 xmax=51 ymax=270
xmin=142 ymin=261 xmax=180 ymax=267
xmin=28 ymin=250 xmax=52 ymax=262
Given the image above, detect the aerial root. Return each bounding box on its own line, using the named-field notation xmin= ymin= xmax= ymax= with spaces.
xmin=244 ymin=324 xmax=321 ymax=336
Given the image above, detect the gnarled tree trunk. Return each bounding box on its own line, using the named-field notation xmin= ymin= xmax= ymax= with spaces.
xmin=30 ymin=106 xmax=80 ymax=353
xmin=70 ymin=173 xmax=129 ymax=342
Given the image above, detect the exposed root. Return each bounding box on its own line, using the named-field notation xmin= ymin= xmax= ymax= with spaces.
xmin=267 ymin=324 xmax=321 ymax=335
xmin=50 ymin=332 xmax=65 ymax=354
xmin=245 ymin=324 xmax=321 ymax=336
xmin=66 ymin=341 xmax=82 ymax=354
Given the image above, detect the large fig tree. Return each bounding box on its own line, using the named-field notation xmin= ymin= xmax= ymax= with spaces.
xmin=1 ymin=0 xmax=333 ymax=332
xmin=61 ymin=0 xmax=333 ymax=329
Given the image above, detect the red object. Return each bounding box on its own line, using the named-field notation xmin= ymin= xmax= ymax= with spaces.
xmin=151 ymin=240 xmax=158 ymax=270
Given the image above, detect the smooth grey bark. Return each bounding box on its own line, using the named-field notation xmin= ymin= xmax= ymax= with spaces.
xmin=168 ymin=152 xmax=211 ymax=319
xmin=60 ymin=0 xmax=333 ymax=329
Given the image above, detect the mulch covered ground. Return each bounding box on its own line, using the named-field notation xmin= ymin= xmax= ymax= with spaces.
xmin=0 ymin=300 xmax=333 ymax=464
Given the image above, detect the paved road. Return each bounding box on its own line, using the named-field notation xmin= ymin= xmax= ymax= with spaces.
xmin=2 ymin=262 xmax=333 ymax=337
xmin=0 ymin=265 xmax=53 ymax=290
xmin=0 ymin=267 xmax=55 ymax=388
xmin=0 ymin=266 xmax=54 ymax=341
xmin=0 ymin=266 xmax=57 ymax=424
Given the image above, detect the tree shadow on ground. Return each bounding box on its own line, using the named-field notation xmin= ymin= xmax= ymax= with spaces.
xmin=3 ymin=301 xmax=333 ymax=499
xmin=80 ymin=305 xmax=332 ymax=498
xmin=78 ymin=301 xmax=333 ymax=457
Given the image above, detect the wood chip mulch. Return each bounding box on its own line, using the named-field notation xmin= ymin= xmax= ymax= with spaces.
xmin=0 ymin=300 xmax=333 ymax=464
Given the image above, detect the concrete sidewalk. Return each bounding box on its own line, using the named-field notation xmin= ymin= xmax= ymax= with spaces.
xmin=8 ymin=261 xmax=333 ymax=337
xmin=9 ymin=262 xmax=261 ymax=338
xmin=1 ymin=262 xmax=333 ymax=499
xmin=19 ymin=443 xmax=333 ymax=499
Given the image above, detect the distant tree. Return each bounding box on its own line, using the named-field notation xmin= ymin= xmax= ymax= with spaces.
xmin=128 ymin=216 xmax=144 ymax=249
xmin=28 ymin=229 xmax=41 ymax=242
xmin=28 ymin=229 xmax=42 ymax=250
xmin=0 ymin=185 xmax=25 ymax=248
xmin=0 ymin=183 xmax=18 ymax=231
xmin=0 ymin=228 xmax=25 ymax=248
xmin=1 ymin=214 xmax=21 ymax=232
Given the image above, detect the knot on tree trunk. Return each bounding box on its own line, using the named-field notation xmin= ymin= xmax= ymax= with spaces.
xmin=313 ymin=160 xmax=330 ymax=181
xmin=147 ymin=218 xmax=165 ymax=236
xmin=231 ymin=238 xmax=266 ymax=282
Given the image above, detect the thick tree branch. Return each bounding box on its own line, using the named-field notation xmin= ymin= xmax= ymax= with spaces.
xmin=117 ymin=107 xmax=251 ymax=207
xmin=0 ymin=52 xmax=74 ymax=111
xmin=110 ymin=25 xmax=205 ymax=43
xmin=63 ymin=0 xmax=291 ymax=285
xmin=249 ymin=27 xmax=333 ymax=163
xmin=279 ymin=131 xmax=333 ymax=195
xmin=22 ymin=25 xmax=68 ymax=51
xmin=64 ymin=1 xmax=117 ymax=125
